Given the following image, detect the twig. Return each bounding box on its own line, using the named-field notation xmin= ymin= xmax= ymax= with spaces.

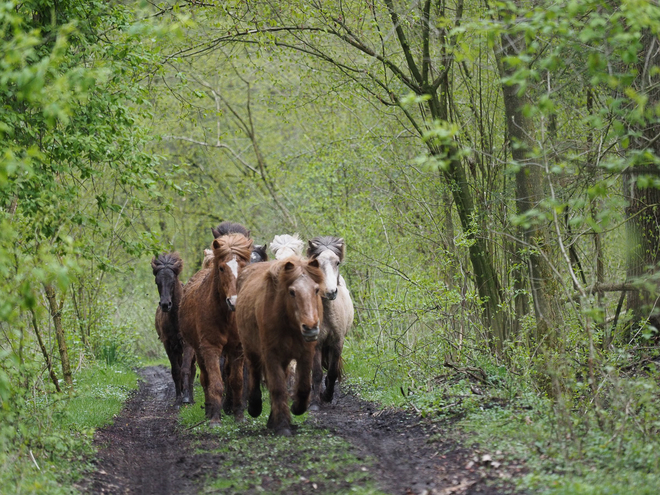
xmin=29 ymin=450 xmax=41 ymax=471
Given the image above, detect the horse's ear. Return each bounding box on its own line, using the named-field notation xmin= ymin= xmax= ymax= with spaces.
xmin=284 ymin=261 xmax=295 ymax=271
xmin=212 ymin=238 xmax=221 ymax=250
xmin=173 ymin=258 xmax=184 ymax=276
xmin=247 ymin=229 xmax=252 ymax=238
xmin=211 ymin=227 xmax=220 ymax=238
xmin=308 ymin=259 xmax=320 ymax=269
xmin=151 ymin=257 xmax=160 ymax=275
xmin=337 ymin=238 xmax=346 ymax=261
xmin=307 ymin=240 xmax=317 ymax=258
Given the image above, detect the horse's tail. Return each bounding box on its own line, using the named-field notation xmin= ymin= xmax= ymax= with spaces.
xmin=337 ymin=355 xmax=344 ymax=382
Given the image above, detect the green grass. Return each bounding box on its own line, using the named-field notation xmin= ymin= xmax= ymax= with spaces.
xmin=343 ymin=335 xmax=660 ymax=495
xmin=180 ymin=384 xmax=387 ymax=494
xmin=0 ymin=363 xmax=139 ymax=494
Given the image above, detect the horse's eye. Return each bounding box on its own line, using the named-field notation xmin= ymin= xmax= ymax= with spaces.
xmin=315 ymin=287 xmax=319 ymax=294
xmin=289 ymin=289 xmax=295 ymax=297
xmin=219 ymin=266 xmax=224 ymax=272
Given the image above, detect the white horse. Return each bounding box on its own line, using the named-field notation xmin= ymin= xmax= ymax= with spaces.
xmin=306 ymin=236 xmax=354 ymax=409
xmin=269 ymin=234 xmax=305 ymax=260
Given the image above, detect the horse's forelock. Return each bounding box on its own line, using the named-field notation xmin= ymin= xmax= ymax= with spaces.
xmin=307 ymin=236 xmax=345 ymax=261
xmin=213 ymin=233 xmax=253 ymax=262
xmin=152 ymin=252 xmax=183 ymax=275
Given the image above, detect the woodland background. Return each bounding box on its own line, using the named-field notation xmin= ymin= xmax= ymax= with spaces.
xmin=2 ymin=0 xmax=660 ymax=493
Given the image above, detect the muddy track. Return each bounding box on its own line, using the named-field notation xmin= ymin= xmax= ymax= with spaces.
xmin=81 ymin=366 xmax=516 ymax=494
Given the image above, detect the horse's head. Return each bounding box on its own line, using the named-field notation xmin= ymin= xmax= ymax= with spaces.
xmin=151 ymin=253 xmax=184 ymax=312
xmin=212 ymin=233 xmax=253 ymax=311
xmin=278 ymin=258 xmax=324 ymax=342
xmin=307 ymin=236 xmax=345 ymax=301
xmin=250 ymin=244 xmax=268 ymax=264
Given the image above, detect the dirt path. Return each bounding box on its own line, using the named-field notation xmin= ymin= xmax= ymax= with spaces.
xmin=80 ymin=366 xmax=516 ymax=494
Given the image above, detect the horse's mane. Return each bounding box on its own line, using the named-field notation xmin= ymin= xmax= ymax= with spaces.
xmin=270 ymin=256 xmax=325 ymax=289
xmin=151 ymin=252 xmax=183 ymax=275
xmin=201 ymin=248 xmax=214 ymax=269
xmin=213 ymin=233 xmax=253 ymax=262
xmin=211 ymin=221 xmax=251 ymax=239
xmin=251 ymin=244 xmax=268 ymax=262
xmin=270 ymin=234 xmax=304 ymax=259
xmin=307 ymin=236 xmax=345 ymax=262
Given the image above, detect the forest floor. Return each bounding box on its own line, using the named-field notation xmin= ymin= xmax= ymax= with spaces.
xmin=78 ymin=366 xmax=521 ymax=495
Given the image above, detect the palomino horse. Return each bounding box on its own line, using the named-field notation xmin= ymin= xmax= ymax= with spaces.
xmin=306 ymin=237 xmax=354 ymax=409
xmin=236 ymin=256 xmax=324 ymax=436
xmin=152 ymin=253 xmax=196 ymax=405
xmin=178 ymin=234 xmax=252 ymax=424
xmin=269 ymin=234 xmax=305 ymax=260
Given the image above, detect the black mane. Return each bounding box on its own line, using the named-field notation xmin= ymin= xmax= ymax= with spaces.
xmin=151 ymin=252 xmax=183 ymax=275
xmin=211 ymin=221 xmax=250 ymax=239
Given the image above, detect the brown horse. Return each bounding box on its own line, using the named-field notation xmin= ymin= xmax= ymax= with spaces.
xmin=151 ymin=253 xmax=196 ymax=405
xmin=178 ymin=234 xmax=253 ymax=424
xmin=236 ymin=256 xmax=324 ymax=436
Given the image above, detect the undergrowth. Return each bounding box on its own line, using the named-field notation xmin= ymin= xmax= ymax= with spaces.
xmin=343 ymin=332 xmax=660 ymax=494
xmin=0 ymin=363 xmax=139 ymax=494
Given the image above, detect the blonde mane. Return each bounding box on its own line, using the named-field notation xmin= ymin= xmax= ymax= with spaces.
xmin=269 ymin=234 xmax=305 ymax=260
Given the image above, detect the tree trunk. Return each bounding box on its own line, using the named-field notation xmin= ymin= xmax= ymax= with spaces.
xmin=44 ymin=284 xmax=73 ymax=386
xmin=30 ymin=308 xmax=62 ymax=392
xmin=626 ymin=32 xmax=660 ymax=335
xmin=496 ymin=28 xmax=558 ymax=345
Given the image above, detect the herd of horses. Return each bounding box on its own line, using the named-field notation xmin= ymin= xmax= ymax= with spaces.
xmin=151 ymin=221 xmax=354 ymax=436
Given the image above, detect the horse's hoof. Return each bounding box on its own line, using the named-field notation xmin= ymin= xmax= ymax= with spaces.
xmin=291 ymin=400 xmax=308 ymax=416
xmin=182 ymin=396 xmax=191 ymax=405
xmin=234 ymin=411 xmax=245 ymax=423
xmin=275 ymin=426 xmax=292 ymax=437
xmin=308 ymin=402 xmax=320 ymax=412
xmin=321 ymin=390 xmax=334 ymax=403
xmin=209 ymin=419 xmax=222 ymax=428
xmin=248 ymin=402 xmax=262 ymax=418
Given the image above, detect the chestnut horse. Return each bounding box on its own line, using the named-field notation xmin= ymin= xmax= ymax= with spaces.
xmin=179 ymin=234 xmax=253 ymax=424
xmin=151 ymin=253 xmax=196 ymax=405
xmin=306 ymin=237 xmax=354 ymax=409
xmin=236 ymin=256 xmax=324 ymax=436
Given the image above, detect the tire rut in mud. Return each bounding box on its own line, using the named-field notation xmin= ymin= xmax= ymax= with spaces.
xmin=82 ymin=366 xmax=516 ymax=495
xmin=308 ymin=391 xmax=513 ymax=495
xmin=79 ymin=366 xmax=201 ymax=494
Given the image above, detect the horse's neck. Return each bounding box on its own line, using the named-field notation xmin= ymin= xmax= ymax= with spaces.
xmin=205 ymin=268 xmax=230 ymax=318
xmin=171 ymin=280 xmax=183 ymax=314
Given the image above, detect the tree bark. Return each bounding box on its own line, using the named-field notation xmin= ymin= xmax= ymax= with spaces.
xmin=30 ymin=308 xmax=62 ymax=392
xmin=626 ymin=32 xmax=660 ymax=334
xmin=44 ymin=284 xmax=73 ymax=386
xmin=495 ymin=28 xmax=558 ymax=345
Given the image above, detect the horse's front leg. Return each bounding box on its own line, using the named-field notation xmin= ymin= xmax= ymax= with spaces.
xmin=226 ymin=348 xmax=245 ymax=421
xmin=181 ymin=343 xmax=196 ymax=404
xmin=292 ymin=348 xmax=314 ymax=417
xmin=265 ymin=359 xmax=291 ymax=436
xmin=199 ymin=346 xmax=224 ymax=426
xmin=246 ymin=352 xmax=263 ymax=418
xmin=165 ymin=343 xmax=183 ymax=404
xmin=321 ymin=343 xmax=341 ymax=403
xmin=309 ymin=345 xmax=323 ymax=411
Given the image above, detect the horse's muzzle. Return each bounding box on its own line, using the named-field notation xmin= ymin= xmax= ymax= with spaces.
xmin=325 ymin=289 xmax=338 ymax=301
xmin=301 ymin=325 xmax=320 ymax=342
xmin=226 ymin=295 xmax=237 ymax=312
